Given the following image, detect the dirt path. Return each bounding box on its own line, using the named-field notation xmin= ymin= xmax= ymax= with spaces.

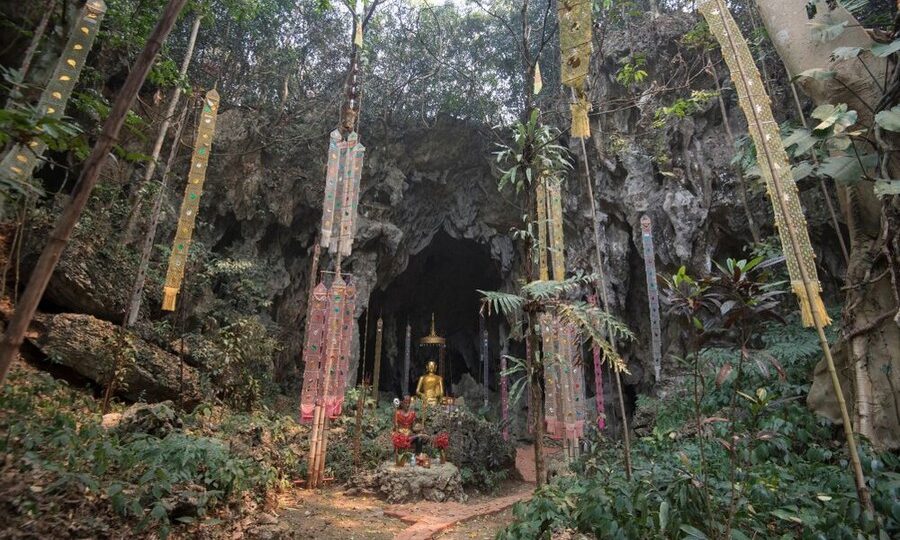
xmin=269 ymin=447 xmax=540 ymax=539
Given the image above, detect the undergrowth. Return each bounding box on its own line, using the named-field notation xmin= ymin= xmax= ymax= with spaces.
xmin=499 ymin=315 xmax=900 ymax=539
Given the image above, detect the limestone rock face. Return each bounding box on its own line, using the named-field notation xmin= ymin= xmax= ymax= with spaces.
xmin=367 ymin=461 xmax=466 ymax=504
xmin=28 ymin=313 xmax=201 ymax=406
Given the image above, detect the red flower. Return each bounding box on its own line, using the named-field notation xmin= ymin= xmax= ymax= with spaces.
xmin=433 ymin=432 xmax=449 ymax=450
xmin=392 ymin=432 xmax=412 ymax=450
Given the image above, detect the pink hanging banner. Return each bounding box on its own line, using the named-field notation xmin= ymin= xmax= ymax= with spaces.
xmin=588 ymin=294 xmax=606 ymax=430
xmin=500 ymin=352 xmax=509 ymax=441
xmin=300 ymin=283 xmax=329 ymax=422
xmin=326 ymin=279 xmax=356 ymax=417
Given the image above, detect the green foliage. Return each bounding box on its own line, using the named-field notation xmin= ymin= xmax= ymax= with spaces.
xmin=479 ymin=272 xmax=634 ymax=374
xmin=615 ymin=54 xmax=649 ymax=87
xmin=681 ymin=21 xmax=716 ymax=51
xmin=652 ymin=90 xmax=718 ymax=129
xmin=494 ymin=109 xmax=572 ymax=194
xmin=500 ymin=314 xmax=900 ymax=539
xmin=0 ymin=368 xmax=277 ymax=537
xmin=199 ymin=317 xmax=280 ymax=410
xmin=428 ymin=404 xmax=516 ymax=492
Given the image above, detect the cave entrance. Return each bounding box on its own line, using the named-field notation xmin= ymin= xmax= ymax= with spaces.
xmin=360 ymin=231 xmax=504 ymax=400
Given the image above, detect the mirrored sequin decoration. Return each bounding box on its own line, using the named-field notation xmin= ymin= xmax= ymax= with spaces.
xmin=161 ymin=89 xmax=220 ymax=311
xmin=0 ymin=0 xmax=106 ymax=189
xmin=300 ymin=283 xmax=329 ymax=422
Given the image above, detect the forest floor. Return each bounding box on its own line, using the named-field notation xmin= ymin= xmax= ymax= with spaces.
xmin=268 ymin=467 xmax=534 ymax=539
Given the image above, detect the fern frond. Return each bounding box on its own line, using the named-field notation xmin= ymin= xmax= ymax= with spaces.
xmin=555 ymin=302 xmax=633 ymax=374
xmin=478 ymin=290 xmax=525 ymax=318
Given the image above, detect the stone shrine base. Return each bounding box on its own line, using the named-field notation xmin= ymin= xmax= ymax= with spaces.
xmin=355 ymin=461 xmax=467 ymax=504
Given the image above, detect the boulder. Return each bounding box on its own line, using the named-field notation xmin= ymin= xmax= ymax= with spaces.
xmin=28 ymin=313 xmax=201 ymax=406
xmin=364 ymin=461 xmax=466 ymax=504
xmin=115 ymin=401 xmax=183 ymax=437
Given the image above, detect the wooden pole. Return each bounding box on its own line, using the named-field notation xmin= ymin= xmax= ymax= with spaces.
xmin=0 ymin=0 xmax=189 ymax=386
xmin=577 ymin=135 xmax=633 ymax=479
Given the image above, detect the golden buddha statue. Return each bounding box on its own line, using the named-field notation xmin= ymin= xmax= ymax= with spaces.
xmin=416 ymin=360 xmax=444 ymax=406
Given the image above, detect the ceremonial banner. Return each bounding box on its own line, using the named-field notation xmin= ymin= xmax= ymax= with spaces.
xmin=162 ymin=88 xmax=220 ymax=311
xmin=500 ymin=336 xmax=509 ymax=441
xmin=557 ymin=0 xmax=592 ymax=137
xmin=536 ymin=178 xmax=549 ymax=281
xmin=480 ymin=314 xmax=489 ymax=408
xmin=320 ymin=130 xmax=365 ymax=257
xmin=300 ymin=283 xmax=328 ymax=422
xmin=1 ymin=0 xmax=107 ymax=188
xmin=372 ymin=317 xmax=383 ymax=403
xmin=547 ymin=179 xmax=566 ymax=281
xmin=588 ymin=293 xmax=606 ymax=430
xmin=324 ymin=278 xmax=356 ymax=417
xmin=640 ymin=216 xmax=662 ymax=381
xmin=699 ymin=0 xmax=830 ymax=327
xmin=402 ymin=322 xmax=411 ymax=397
xmin=541 ymin=314 xmax=563 ymax=440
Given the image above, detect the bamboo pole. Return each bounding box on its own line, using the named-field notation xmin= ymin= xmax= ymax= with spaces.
xmin=0 ymin=0 xmax=189 ymax=385
xmin=372 ymin=316 xmax=383 ymax=405
xmin=577 ymin=135 xmax=633 ymax=479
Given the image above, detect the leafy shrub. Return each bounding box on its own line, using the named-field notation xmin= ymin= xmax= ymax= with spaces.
xmin=428 ymin=404 xmax=516 ymax=492
xmin=0 ymin=367 xmax=277 ymax=538
xmin=500 ymin=316 xmax=900 ymax=539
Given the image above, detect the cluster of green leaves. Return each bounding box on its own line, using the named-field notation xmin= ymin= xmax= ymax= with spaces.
xmin=500 ymin=314 xmax=900 ymax=539
xmin=495 ymin=109 xmax=572 ymax=194
xmin=428 ymin=404 xmax=517 ymax=492
xmin=0 ymin=368 xmax=277 ymax=538
xmin=615 ymin=54 xmax=649 ymax=87
xmin=652 ymin=90 xmax=718 ymax=129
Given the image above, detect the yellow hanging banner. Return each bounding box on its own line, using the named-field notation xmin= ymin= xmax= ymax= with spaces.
xmin=698 ymin=0 xmax=829 ymax=327
xmin=162 ymin=89 xmax=220 ymax=311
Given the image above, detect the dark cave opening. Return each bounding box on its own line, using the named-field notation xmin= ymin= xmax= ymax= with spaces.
xmin=359 ymin=231 xmax=504 ymax=399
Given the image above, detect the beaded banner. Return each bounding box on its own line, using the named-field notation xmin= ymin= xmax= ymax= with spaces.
xmin=560 ymin=323 xmax=585 ymax=440
xmin=162 ymin=89 xmax=220 ymax=311
xmin=300 ymin=283 xmax=329 ymax=422
xmin=320 ymin=130 xmax=365 ymax=257
xmin=547 ymin=179 xmax=566 ymax=281
xmin=641 ymin=216 xmax=662 ymax=381
xmin=402 ymin=322 xmax=411 ymax=397
xmin=557 ymin=0 xmax=592 ymax=137
xmin=699 ymin=0 xmax=830 ymax=327
xmin=588 ymin=294 xmax=606 ymax=429
xmin=1 ymin=0 xmax=107 ymax=188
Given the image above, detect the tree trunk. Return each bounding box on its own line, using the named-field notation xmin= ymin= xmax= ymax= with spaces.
xmin=122 ymin=101 xmax=190 ymax=328
xmin=755 ymin=0 xmax=895 ymax=451
xmin=0 ymin=0 xmax=189 ymax=386
xmin=4 ymin=0 xmax=57 ymax=109
xmin=123 ymin=13 xmax=202 ymax=243
xmin=525 ymin=311 xmax=545 ymax=487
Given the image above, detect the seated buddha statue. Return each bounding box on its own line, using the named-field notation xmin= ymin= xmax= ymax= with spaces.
xmin=415 ymin=360 xmax=444 ymax=406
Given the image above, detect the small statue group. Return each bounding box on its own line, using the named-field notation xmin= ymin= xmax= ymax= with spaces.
xmin=391 ymin=394 xmax=450 ymax=467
